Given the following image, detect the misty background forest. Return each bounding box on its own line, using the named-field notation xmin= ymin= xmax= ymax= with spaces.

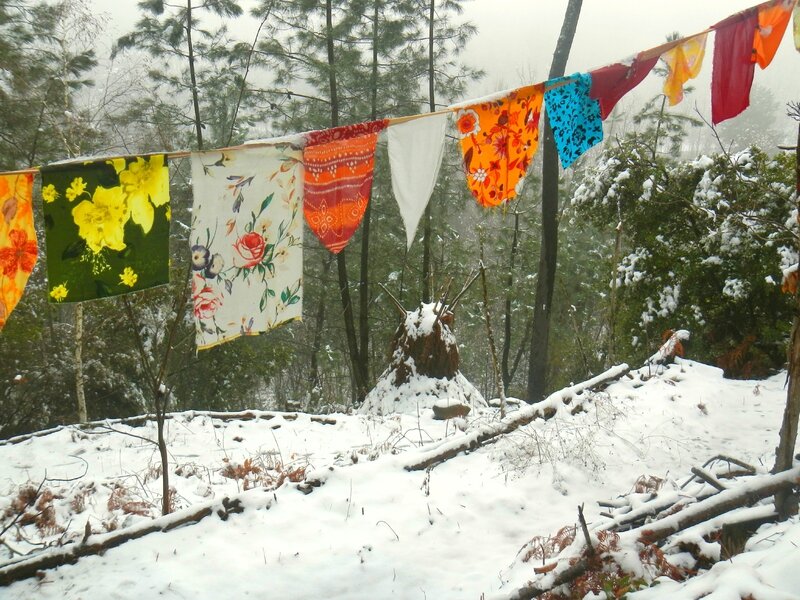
xmin=0 ymin=0 xmax=798 ymax=439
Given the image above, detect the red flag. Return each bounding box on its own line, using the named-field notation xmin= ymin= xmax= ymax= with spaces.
xmin=590 ymin=53 xmax=659 ymax=120
xmin=711 ymin=8 xmax=759 ymax=125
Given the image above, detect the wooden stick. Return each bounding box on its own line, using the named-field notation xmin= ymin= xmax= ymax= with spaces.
xmin=378 ymin=283 xmax=407 ymax=316
xmin=448 ymin=269 xmax=480 ymax=312
xmin=577 ymin=504 xmax=594 ymax=557
xmin=689 ymin=466 xmax=727 ymax=492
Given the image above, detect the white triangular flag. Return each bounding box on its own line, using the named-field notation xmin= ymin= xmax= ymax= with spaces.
xmin=387 ymin=113 xmax=448 ymax=250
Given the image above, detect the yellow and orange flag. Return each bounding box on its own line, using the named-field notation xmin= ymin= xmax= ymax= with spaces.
xmin=661 ymin=34 xmax=708 ymax=106
xmin=0 ymin=173 xmax=37 ymax=331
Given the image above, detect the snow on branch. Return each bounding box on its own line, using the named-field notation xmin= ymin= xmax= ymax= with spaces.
xmin=647 ymin=329 xmax=690 ymax=365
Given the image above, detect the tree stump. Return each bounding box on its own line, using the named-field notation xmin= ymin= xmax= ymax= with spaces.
xmin=359 ymin=302 xmax=486 ymax=416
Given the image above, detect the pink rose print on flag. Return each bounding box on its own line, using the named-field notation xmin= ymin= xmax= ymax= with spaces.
xmin=233 ymin=231 xmax=266 ymax=268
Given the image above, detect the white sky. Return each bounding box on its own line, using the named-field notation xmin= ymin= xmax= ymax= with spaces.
xmin=93 ymin=0 xmax=799 ymax=130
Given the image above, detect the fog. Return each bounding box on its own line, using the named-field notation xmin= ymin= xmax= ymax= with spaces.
xmin=93 ymin=0 xmax=799 ymax=142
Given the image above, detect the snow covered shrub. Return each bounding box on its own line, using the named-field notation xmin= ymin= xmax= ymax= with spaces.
xmin=497 ymin=391 xmax=618 ymax=479
xmin=571 ymin=139 xmax=796 ymax=377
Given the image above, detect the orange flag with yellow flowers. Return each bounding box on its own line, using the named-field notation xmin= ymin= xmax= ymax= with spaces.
xmin=0 ymin=173 xmax=37 ymax=330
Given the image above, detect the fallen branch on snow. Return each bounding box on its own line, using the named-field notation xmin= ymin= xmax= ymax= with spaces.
xmin=402 ymin=364 xmax=630 ymax=472
xmin=0 ymin=493 xmax=261 ymax=586
xmin=505 ymin=464 xmax=800 ymax=599
xmin=0 ymin=410 xmax=336 ymax=446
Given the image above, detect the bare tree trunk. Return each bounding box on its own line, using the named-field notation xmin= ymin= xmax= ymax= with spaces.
xmin=502 ymin=209 xmax=521 ymax=388
xmin=357 ymin=0 xmax=381 ymax=387
xmin=337 ymin=252 xmax=368 ymax=402
xmin=309 ymin=255 xmax=334 ymax=404
xmin=420 ymin=0 xmax=436 ymax=303
xmin=774 ymin=104 xmax=800 ymax=517
xmin=608 ymin=206 xmax=623 ymax=364
xmin=186 ymin=0 xmax=203 ymax=150
xmin=479 ymin=241 xmax=506 ymax=417
xmin=527 ymin=0 xmax=583 ymax=403
xmin=325 ymin=0 xmax=367 ymax=403
xmin=74 ymin=303 xmax=87 ymax=423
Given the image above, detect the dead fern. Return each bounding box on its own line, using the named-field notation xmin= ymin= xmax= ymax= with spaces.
xmin=5 ymin=485 xmax=39 ymax=518
xmin=716 ymin=334 xmax=771 ymax=379
xmin=632 ymin=475 xmax=664 ymax=494
xmin=519 ymin=525 xmax=577 ymax=564
xmin=33 ymin=490 xmax=64 ymax=536
xmin=69 ymin=482 xmax=96 ymax=514
xmin=781 ymin=269 xmax=798 ymax=295
xmin=533 ymin=528 xmax=689 ymax=598
xmin=220 ymin=456 xmax=307 ymax=492
xmin=107 ymin=484 xmax=152 ymax=517
xmin=220 ymin=458 xmax=262 ymax=491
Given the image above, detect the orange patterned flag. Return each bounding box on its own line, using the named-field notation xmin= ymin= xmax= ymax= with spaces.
xmin=661 ymin=34 xmax=707 ymax=107
xmin=753 ymin=0 xmax=795 ymax=68
xmin=0 ymin=173 xmax=37 ymax=331
xmin=454 ymin=84 xmax=544 ymax=208
xmin=303 ymin=120 xmax=388 ymax=254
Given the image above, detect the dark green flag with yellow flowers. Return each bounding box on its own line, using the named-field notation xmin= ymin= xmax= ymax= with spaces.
xmin=41 ymin=155 xmax=170 ymax=303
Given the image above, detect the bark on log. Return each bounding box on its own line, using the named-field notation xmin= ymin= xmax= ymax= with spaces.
xmin=636 ymin=465 xmax=800 ymax=544
xmin=605 ymin=492 xmax=712 ymax=533
xmin=0 ymin=495 xmax=261 ymax=586
xmin=403 ymin=364 xmax=629 ymax=472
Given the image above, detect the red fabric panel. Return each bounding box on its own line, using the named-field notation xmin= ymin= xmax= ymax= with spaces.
xmin=589 ymin=53 xmax=659 ymax=120
xmin=306 ymin=120 xmax=388 ymax=147
xmin=711 ymin=9 xmax=759 ymax=125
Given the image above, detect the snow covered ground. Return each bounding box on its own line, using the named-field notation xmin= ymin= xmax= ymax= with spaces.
xmin=0 ymin=359 xmax=798 ymax=599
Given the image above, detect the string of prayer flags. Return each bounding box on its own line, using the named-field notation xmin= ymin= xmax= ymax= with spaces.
xmin=190 ymin=145 xmax=303 ymax=350
xmin=387 ymin=113 xmax=448 ymax=249
xmin=544 ymin=74 xmax=603 ymax=170
xmin=794 ymin=2 xmax=800 ymax=50
xmin=711 ymin=8 xmax=759 ymax=125
xmin=454 ymin=84 xmax=544 ymax=208
xmin=589 ymin=53 xmax=659 ymax=120
xmin=41 ymin=155 xmax=170 ymax=303
xmin=661 ymin=34 xmax=708 ymax=107
xmin=303 ymin=119 xmax=388 ymax=254
xmin=0 ymin=174 xmax=36 ymax=330
xmin=753 ymin=0 xmax=796 ymax=68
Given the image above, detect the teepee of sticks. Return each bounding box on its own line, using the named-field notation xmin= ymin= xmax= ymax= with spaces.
xmin=359 ymin=274 xmax=487 ymax=416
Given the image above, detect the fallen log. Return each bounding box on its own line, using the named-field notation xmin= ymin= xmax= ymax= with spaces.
xmin=0 ymin=492 xmax=267 ymax=587
xmin=636 ymin=465 xmax=800 ymax=544
xmin=0 ymin=410 xmax=336 ymax=446
xmin=506 ymin=465 xmax=800 ymax=599
xmin=403 ymin=364 xmax=630 ymax=472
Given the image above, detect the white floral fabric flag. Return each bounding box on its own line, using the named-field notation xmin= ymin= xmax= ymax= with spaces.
xmin=190 ymin=144 xmax=304 ymax=350
xmin=387 ymin=113 xmax=448 ymax=250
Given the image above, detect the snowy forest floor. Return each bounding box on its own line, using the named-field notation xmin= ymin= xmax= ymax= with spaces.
xmin=0 ymin=359 xmax=798 ymax=599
